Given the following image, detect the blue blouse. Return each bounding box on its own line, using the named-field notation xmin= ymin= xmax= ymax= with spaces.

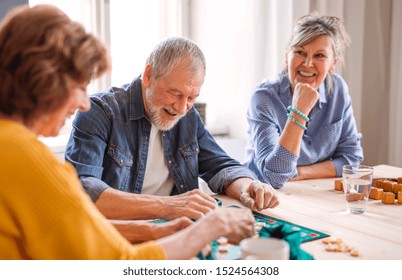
xmin=243 ymin=73 xmax=363 ymax=188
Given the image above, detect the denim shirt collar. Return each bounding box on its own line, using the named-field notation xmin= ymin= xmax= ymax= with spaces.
xmin=129 ymin=75 xmax=147 ymax=121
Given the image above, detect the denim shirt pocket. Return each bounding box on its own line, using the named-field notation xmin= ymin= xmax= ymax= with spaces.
xmin=106 ymin=144 xmax=133 ymax=191
xmin=179 ymin=139 xmax=200 ymax=179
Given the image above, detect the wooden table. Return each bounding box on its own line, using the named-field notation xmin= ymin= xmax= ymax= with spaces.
xmin=217 ymin=164 xmax=402 ymax=260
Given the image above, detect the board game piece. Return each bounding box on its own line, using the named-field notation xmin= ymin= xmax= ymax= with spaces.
xmin=217 ymin=237 xmax=228 ymax=245
xmin=398 ymin=177 xmax=402 ymax=184
xmin=382 ymin=181 xmax=394 ymax=192
xmin=350 ymin=249 xmax=359 ymax=257
xmin=342 ymin=245 xmax=351 ymax=253
xmin=393 ymin=183 xmax=402 ymax=195
xmin=255 ymin=221 xmax=265 ymax=227
xmin=254 ymin=225 xmax=262 ymax=232
xmin=322 ymin=238 xmax=331 ymax=244
xmin=398 ymin=191 xmax=402 ymax=204
xmin=369 ymin=187 xmax=383 ymax=200
xmin=334 ymin=179 xmax=344 ymax=191
xmin=375 ymin=179 xmax=384 ymax=188
xmin=382 ymin=192 xmax=395 ymax=204
xmin=218 ymin=244 xmax=229 ymax=252
xmin=321 ymin=238 xmax=358 ymax=257
xmin=346 ymin=193 xmax=364 ymax=201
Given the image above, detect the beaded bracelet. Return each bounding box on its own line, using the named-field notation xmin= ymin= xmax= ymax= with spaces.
xmin=287 ymin=113 xmax=307 ymax=130
xmin=287 ymin=105 xmax=309 ymax=122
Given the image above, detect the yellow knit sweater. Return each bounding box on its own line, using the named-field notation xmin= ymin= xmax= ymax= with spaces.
xmin=0 ymin=119 xmax=166 ymax=260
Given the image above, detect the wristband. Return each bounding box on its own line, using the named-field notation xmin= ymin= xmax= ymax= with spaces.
xmin=287 ymin=113 xmax=307 ymax=130
xmin=287 ymin=105 xmax=309 ymax=122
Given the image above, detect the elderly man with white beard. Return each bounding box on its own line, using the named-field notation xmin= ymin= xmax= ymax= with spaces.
xmin=66 ymin=37 xmax=279 ymax=243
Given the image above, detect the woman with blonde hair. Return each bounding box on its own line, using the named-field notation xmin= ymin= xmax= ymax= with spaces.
xmin=244 ymin=14 xmax=363 ymax=188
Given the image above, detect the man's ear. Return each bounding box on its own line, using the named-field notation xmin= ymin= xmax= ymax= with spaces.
xmin=142 ymin=64 xmax=153 ymax=87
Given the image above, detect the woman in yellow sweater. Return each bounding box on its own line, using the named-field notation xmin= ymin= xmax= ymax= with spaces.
xmin=0 ymin=4 xmax=255 ymax=260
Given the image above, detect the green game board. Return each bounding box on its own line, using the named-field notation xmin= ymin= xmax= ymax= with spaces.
xmin=210 ymin=205 xmax=329 ymax=260
xmin=151 ymin=200 xmax=329 ymax=260
xmin=252 ymin=210 xmax=330 ymax=243
xmin=228 ymin=204 xmax=329 ymax=243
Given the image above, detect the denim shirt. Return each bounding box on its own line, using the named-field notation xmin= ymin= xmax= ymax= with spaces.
xmin=244 ymin=73 xmax=363 ymax=188
xmin=65 ymin=76 xmax=256 ymax=202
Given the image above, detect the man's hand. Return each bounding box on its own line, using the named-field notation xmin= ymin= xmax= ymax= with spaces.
xmin=240 ymin=180 xmax=279 ymax=211
xmin=160 ymin=189 xmax=218 ymax=220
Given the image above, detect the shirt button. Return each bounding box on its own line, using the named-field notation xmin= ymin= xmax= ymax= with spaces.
xmin=180 ymin=184 xmax=184 ymax=188
xmin=120 ymin=159 xmax=123 ymax=164
xmin=162 ymin=133 xmax=165 ymax=137
xmin=140 ymin=164 xmax=144 ymax=169
xmin=168 ymin=160 xmax=172 ymax=164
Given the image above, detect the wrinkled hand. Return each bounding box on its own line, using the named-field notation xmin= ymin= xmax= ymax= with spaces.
xmin=161 ymin=189 xmax=218 ymax=220
xmin=211 ymin=207 xmax=255 ymax=244
xmin=153 ymin=217 xmax=194 ymax=239
xmin=292 ymin=83 xmax=319 ymax=116
xmin=240 ymin=180 xmax=279 ymax=211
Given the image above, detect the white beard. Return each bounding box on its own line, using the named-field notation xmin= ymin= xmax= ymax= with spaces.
xmin=145 ymin=85 xmax=185 ymax=131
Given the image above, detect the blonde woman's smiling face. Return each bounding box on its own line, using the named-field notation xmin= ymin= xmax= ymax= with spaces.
xmin=286 ymin=35 xmax=337 ymax=92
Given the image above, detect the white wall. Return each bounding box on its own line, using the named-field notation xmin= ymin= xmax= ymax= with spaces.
xmin=388 ymin=0 xmax=402 ymax=167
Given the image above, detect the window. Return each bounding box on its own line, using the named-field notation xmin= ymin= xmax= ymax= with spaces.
xmin=109 ymin=0 xmax=186 ymax=86
xmin=30 ymin=0 xmax=289 ymax=139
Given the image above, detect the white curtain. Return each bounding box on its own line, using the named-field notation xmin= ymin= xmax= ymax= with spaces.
xmin=388 ymin=0 xmax=402 ymax=167
xmin=342 ymin=0 xmax=401 ymax=167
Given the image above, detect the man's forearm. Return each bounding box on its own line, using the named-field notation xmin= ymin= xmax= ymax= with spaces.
xmin=95 ymin=187 xmax=218 ymax=221
xmin=95 ymin=188 xmax=166 ymax=220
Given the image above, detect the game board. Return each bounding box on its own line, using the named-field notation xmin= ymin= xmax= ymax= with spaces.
xmin=151 ymin=201 xmax=329 ymax=260
xmin=252 ymin=210 xmax=330 ymax=243
xmin=213 ymin=206 xmax=329 ymax=260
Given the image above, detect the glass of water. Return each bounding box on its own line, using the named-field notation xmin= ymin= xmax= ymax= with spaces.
xmin=342 ymin=165 xmax=374 ymax=214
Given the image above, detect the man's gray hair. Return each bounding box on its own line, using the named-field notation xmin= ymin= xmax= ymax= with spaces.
xmin=146 ymin=37 xmax=206 ymax=79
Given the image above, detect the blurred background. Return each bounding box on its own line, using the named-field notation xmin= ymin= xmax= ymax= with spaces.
xmin=1 ymin=0 xmax=401 ymax=167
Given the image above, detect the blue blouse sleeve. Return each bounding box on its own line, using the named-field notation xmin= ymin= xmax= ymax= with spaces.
xmin=246 ymin=81 xmax=299 ymax=188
